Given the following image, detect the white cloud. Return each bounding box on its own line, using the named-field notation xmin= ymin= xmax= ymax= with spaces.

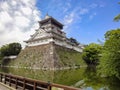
xmin=89 ymin=3 xmax=105 ymax=9
xmin=79 ymin=8 xmax=89 ymax=15
xmin=11 ymin=0 xmax=17 ymax=6
xmin=14 ymin=11 xmax=22 ymax=16
xmin=89 ymin=12 xmax=97 ymax=20
xmin=15 ymin=16 xmax=30 ymax=28
xmin=90 ymin=3 xmax=98 ymax=8
xmin=63 ymin=2 xmax=71 ymax=13
xmin=64 ymin=13 xmax=74 ymax=25
xmin=1 ymin=1 xmax=9 ymax=10
xmin=0 ymin=0 xmax=41 ymax=48
xmin=20 ymin=7 xmax=32 ymax=16
xmin=63 ymin=8 xmax=88 ymax=32
xmin=64 ymin=8 xmax=89 ymax=24
xmin=0 ymin=11 xmax=13 ymax=24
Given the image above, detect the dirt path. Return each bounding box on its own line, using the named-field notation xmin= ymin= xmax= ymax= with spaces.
xmin=0 ymin=82 xmax=15 ymax=90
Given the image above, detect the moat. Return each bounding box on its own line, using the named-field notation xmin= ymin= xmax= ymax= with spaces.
xmin=0 ymin=67 xmax=120 ymax=90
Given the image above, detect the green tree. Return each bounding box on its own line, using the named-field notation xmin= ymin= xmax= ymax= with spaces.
xmin=0 ymin=42 xmax=22 ymax=57
xmin=82 ymin=43 xmax=102 ymax=65
xmin=8 ymin=43 xmax=22 ymax=55
xmin=114 ymin=2 xmax=120 ymax=22
xmin=98 ymin=29 xmax=120 ymax=79
xmin=114 ymin=14 xmax=120 ymax=22
xmin=0 ymin=44 xmax=9 ymax=56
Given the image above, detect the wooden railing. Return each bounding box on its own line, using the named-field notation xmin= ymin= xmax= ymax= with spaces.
xmin=0 ymin=73 xmax=80 ymax=90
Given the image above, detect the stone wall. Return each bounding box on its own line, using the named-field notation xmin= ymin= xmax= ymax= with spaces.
xmin=9 ymin=43 xmax=86 ymax=70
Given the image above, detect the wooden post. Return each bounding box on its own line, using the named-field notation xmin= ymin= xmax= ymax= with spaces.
xmin=4 ymin=75 xmax=6 ymax=84
xmin=0 ymin=73 xmax=2 ymax=82
xmin=48 ymin=85 xmax=52 ymax=90
xmin=0 ymin=74 xmax=2 ymax=82
xmin=15 ymin=78 xmax=18 ymax=89
xmin=48 ymin=81 xmax=51 ymax=90
xmin=33 ymin=82 xmax=36 ymax=90
xmin=9 ymin=76 xmax=11 ymax=86
xmin=23 ymin=78 xmax=26 ymax=90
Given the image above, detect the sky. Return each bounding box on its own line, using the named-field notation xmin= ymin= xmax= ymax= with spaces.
xmin=0 ymin=0 xmax=120 ymax=48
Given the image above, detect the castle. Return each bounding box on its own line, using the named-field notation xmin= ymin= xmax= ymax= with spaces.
xmin=10 ymin=14 xmax=85 ymax=70
xmin=24 ymin=14 xmax=83 ymax=52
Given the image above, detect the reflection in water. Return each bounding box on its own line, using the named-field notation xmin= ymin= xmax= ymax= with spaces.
xmin=0 ymin=67 xmax=120 ymax=90
xmin=78 ymin=67 xmax=120 ymax=90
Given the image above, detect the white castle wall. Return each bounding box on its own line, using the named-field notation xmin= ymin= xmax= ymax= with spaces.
xmin=27 ymin=38 xmax=83 ymax=52
xmin=27 ymin=38 xmax=54 ymax=46
xmin=54 ymin=40 xmax=83 ymax=52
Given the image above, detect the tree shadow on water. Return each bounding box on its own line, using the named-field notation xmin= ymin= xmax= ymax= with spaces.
xmin=82 ymin=66 xmax=120 ymax=90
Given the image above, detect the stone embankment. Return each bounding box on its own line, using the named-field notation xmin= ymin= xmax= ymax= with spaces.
xmin=7 ymin=43 xmax=86 ymax=69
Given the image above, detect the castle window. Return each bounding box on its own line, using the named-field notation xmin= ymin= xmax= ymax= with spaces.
xmin=51 ymin=27 xmax=54 ymax=29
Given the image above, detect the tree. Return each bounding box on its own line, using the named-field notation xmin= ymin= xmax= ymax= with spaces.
xmin=114 ymin=14 xmax=120 ymax=22
xmin=0 ymin=44 xmax=9 ymax=56
xmin=114 ymin=2 xmax=120 ymax=22
xmin=8 ymin=43 xmax=22 ymax=55
xmin=98 ymin=29 xmax=120 ymax=79
xmin=82 ymin=43 xmax=102 ymax=65
xmin=0 ymin=42 xmax=22 ymax=57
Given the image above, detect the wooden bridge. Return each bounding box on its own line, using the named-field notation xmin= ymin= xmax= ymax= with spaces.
xmin=0 ymin=73 xmax=80 ymax=90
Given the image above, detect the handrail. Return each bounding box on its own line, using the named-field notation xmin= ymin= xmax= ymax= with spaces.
xmin=0 ymin=72 xmax=80 ymax=90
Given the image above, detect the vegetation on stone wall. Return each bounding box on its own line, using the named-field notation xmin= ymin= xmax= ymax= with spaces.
xmin=56 ymin=46 xmax=86 ymax=67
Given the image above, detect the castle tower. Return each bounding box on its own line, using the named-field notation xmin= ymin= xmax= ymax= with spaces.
xmin=12 ymin=15 xmax=85 ymax=70
xmin=24 ymin=14 xmax=66 ymax=47
xmin=24 ymin=14 xmax=82 ymax=52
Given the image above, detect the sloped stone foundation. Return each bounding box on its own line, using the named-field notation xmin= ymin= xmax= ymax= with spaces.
xmin=9 ymin=43 xmax=86 ymax=70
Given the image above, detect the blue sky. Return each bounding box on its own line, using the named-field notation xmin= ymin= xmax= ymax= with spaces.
xmin=36 ymin=0 xmax=120 ymax=44
xmin=0 ymin=0 xmax=120 ymax=47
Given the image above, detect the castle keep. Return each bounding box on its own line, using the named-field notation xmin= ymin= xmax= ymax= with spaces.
xmin=10 ymin=15 xmax=85 ymax=70
xmin=24 ymin=14 xmax=83 ymax=52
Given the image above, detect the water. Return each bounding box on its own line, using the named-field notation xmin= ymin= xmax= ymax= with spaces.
xmin=0 ymin=67 xmax=120 ymax=90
